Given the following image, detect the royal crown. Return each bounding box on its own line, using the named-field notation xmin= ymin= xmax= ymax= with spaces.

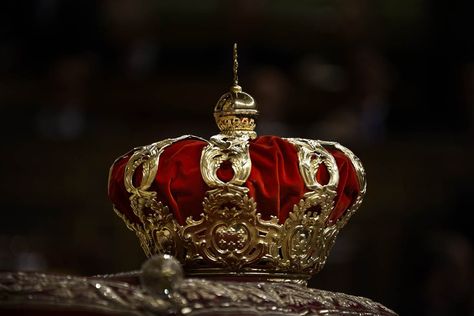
xmin=108 ymin=44 xmax=366 ymax=282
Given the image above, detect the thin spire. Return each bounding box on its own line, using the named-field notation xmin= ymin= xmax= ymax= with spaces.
xmin=233 ymin=43 xmax=239 ymax=86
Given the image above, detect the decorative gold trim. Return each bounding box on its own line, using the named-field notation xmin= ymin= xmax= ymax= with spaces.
xmin=119 ymin=135 xmax=205 ymax=259
xmin=280 ymin=138 xmax=339 ymax=274
xmin=214 ymin=114 xmax=257 ymax=134
xmin=285 ymin=138 xmax=339 ymax=190
xmin=183 ymin=186 xmax=281 ymax=270
xmin=319 ymin=140 xmax=367 ymax=195
xmin=200 ymin=133 xmax=252 ymax=187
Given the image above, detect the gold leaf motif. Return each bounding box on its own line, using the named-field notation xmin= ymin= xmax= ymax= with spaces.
xmin=120 ymin=135 xmax=205 ymax=259
xmin=200 ymin=133 xmax=252 ymax=187
xmin=183 ymin=186 xmax=280 ymax=271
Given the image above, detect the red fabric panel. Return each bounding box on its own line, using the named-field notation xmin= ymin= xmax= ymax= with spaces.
xmin=325 ymin=148 xmax=361 ymax=221
xmin=108 ymin=154 xmax=141 ymax=224
xmin=216 ymin=160 xmax=234 ymax=182
xmin=247 ymin=136 xmax=306 ymax=223
xmin=153 ymin=140 xmax=209 ymax=224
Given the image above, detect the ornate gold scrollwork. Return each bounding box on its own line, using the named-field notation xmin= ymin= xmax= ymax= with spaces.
xmin=286 ymin=138 xmax=339 ymax=191
xmin=190 ymin=133 xmax=282 ymax=270
xmin=280 ymin=138 xmax=339 ymax=273
xmin=319 ymin=141 xmax=367 ymax=195
xmin=200 ymin=133 xmax=252 ymax=187
xmin=182 ymin=186 xmax=280 ymax=270
xmin=119 ymin=135 xmax=205 ymax=259
xmin=318 ymin=141 xmax=367 ymax=230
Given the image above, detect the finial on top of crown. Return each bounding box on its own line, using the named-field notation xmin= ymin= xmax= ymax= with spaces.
xmin=214 ymin=43 xmax=258 ymax=138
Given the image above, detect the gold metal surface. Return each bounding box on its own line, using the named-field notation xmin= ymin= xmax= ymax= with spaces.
xmin=183 ymin=186 xmax=281 ymax=271
xmin=200 ymin=133 xmax=252 ymax=187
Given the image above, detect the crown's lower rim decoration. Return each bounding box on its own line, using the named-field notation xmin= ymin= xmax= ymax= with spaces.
xmin=111 ymin=132 xmax=366 ymax=278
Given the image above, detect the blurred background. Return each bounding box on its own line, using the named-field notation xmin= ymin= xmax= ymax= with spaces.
xmin=0 ymin=0 xmax=473 ymax=315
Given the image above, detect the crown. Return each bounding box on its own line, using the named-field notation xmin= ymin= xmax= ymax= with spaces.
xmin=108 ymin=44 xmax=366 ymax=282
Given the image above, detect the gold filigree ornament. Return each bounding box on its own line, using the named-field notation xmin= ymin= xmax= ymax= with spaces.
xmin=281 ymin=138 xmax=339 ymax=274
xmin=200 ymin=133 xmax=253 ymax=188
xmin=183 ymin=186 xmax=281 ymax=272
xmin=119 ymin=135 xmax=205 ymax=259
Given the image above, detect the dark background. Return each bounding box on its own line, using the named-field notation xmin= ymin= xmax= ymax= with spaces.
xmin=0 ymin=1 xmax=473 ymax=315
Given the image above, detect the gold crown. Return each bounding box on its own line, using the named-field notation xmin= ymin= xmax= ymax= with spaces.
xmin=109 ymin=44 xmax=366 ymax=282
